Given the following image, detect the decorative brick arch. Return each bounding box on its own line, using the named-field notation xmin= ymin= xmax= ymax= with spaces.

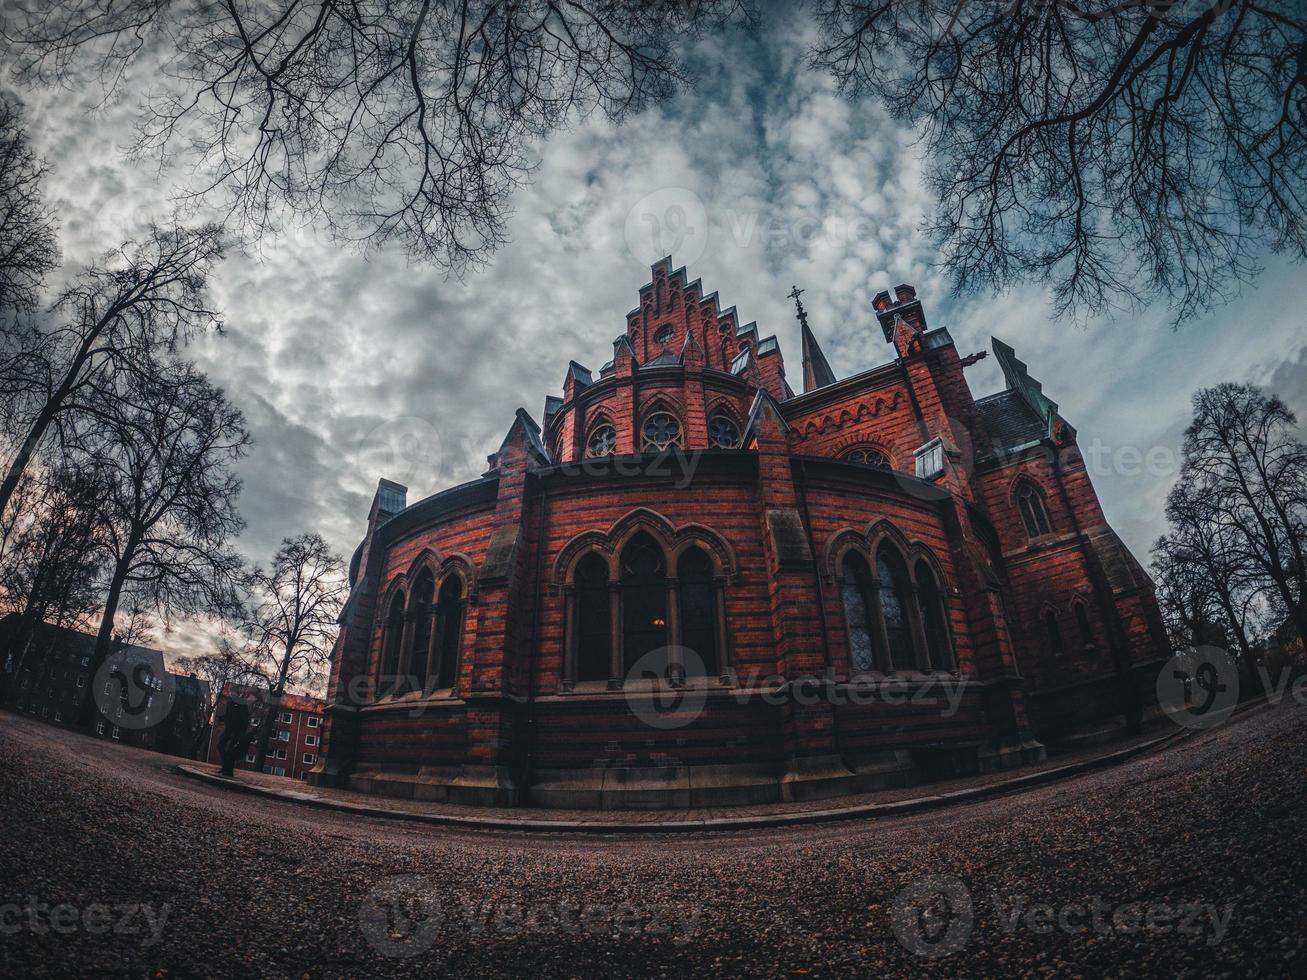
xmin=405 ymin=547 xmax=442 ymax=584
xmin=553 ymin=508 xmax=738 ymax=586
xmin=438 ymin=553 xmax=478 ymax=604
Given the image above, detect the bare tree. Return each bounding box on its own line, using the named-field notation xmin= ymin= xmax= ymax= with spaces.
xmin=74 ymin=358 xmax=249 ymax=728
xmin=0 ymin=463 xmax=106 ymax=698
xmin=0 ymin=223 xmax=224 ymax=522
xmin=809 ymin=0 xmax=1307 ymax=324
xmin=237 ymin=533 xmax=345 ymax=772
xmin=3 ymin=1 xmax=748 ymax=272
xmin=1165 ymin=383 xmax=1307 ymax=650
xmin=0 ymin=93 xmax=58 ymax=322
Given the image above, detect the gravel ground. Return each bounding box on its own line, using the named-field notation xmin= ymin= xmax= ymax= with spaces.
xmin=1 ymin=701 xmax=1304 ymax=978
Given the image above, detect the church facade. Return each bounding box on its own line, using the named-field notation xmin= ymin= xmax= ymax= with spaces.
xmin=308 ymin=259 xmax=1169 ymax=808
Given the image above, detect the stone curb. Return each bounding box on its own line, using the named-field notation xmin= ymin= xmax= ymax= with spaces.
xmin=171 ymin=707 xmax=1258 ymax=834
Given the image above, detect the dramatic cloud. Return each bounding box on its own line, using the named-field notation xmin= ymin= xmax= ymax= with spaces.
xmin=13 ymin=4 xmax=1307 ymax=661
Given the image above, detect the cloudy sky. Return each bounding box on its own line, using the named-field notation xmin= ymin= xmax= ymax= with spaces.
xmin=13 ymin=3 xmax=1307 ymax=660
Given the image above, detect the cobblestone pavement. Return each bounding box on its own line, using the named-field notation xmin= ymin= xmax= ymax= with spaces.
xmin=2 ymin=702 xmax=1304 ymax=978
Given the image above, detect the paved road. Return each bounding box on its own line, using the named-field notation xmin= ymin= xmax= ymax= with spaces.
xmin=1 ymin=701 xmax=1304 ymax=977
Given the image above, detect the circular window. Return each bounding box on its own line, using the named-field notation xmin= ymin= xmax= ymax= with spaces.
xmin=586 ymin=424 xmax=617 ymax=457
xmin=641 ymin=412 xmax=682 ymax=451
xmin=707 ymin=415 xmax=740 ymax=449
xmin=845 ymin=447 xmax=889 ymax=468
xmin=653 ymin=324 xmax=674 ymax=345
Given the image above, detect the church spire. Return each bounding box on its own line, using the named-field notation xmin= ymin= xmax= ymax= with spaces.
xmin=790 ymin=285 xmax=836 ymax=393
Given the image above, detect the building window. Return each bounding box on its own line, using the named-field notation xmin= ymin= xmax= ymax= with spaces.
xmin=246 ymin=752 xmax=256 ymax=763
xmin=303 ymin=753 xmax=315 ymax=765
xmin=407 ymin=570 xmax=436 ymax=692
xmin=1018 ymin=483 xmax=1052 ymax=538
xmin=278 ymin=711 xmax=292 ymax=723
xmin=844 ymin=446 xmax=888 ymax=467
xmin=841 ymin=553 xmax=880 ymax=673
xmin=54 ymin=711 xmax=62 ymax=722
xmin=914 ymin=438 xmax=945 ymax=479
xmin=96 ymin=720 xmax=106 ymax=735
xmin=380 ymin=590 xmax=406 ymax=696
xmin=1044 ymin=610 xmax=1065 ymax=654
xmin=640 ymin=412 xmax=682 ymax=452
xmin=653 ymin=324 xmax=674 ymax=345
xmin=76 ymin=675 xmax=85 ymax=688
xmin=575 ymin=553 xmax=612 ymax=683
xmin=305 ymin=735 xmax=319 ymax=747
xmin=621 ymin=533 xmax=669 ymax=676
xmin=876 ymin=544 xmax=917 ymax=669
xmin=111 ymin=725 xmax=121 ymax=740
xmin=433 ymin=575 xmax=465 ymax=690
xmin=307 ymin=716 xmax=320 ymax=728
xmin=1074 ymin=602 xmax=1095 ymax=647
xmin=914 ymin=561 xmax=955 ymax=672
xmin=586 ymin=423 xmax=617 ymax=458
xmin=277 ymin=730 xmax=290 ymax=741
xmin=707 ymin=414 xmax=740 ymax=449
xmin=677 ymin=548 xmax=718 ymax=677
xmin=275 ymin=748 xmax=287 ymax=760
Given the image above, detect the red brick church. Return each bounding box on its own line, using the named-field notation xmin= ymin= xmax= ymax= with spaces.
xmin=309 ymin=258 xmax=1169 ymax=808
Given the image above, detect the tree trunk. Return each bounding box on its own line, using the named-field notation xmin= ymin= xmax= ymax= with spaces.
xmin=253 ymin=643 xmax=295 ymax=774
xmin=77 ymin=557 xmax=131 ymax=730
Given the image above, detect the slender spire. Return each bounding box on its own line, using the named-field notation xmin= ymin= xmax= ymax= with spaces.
xmin=790 ymin=285 xmax=835 ymax=392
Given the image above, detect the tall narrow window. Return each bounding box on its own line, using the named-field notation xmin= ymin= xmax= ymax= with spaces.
xmin=1018 ymin=484 xmax=1052 ymax=538
xmin=1074 ymin=602 xmax=1094 ymax=647
xmin=381 ymin=592 xmax=405 ymax=695
xmin=434 ymin=577 xmax=464 ymax=689
xmin=841 ymin=553 xmax=878 ymax=673
xmin=621 ymin=534 xmax=668 ymax=676
xmin=575 ymin=554 xmax=611 ymax=682
xmin=1044 ymin=610 xmax=1065 ymax=655
xmin=408 ymin=572 xmax=435 ymax=692
xmin=677 ymin=548 xmax=717 ymax=677
xmin=876 ymin=544 xmax=916 ymax=669
xmin=915 ymin=561 xmax=954 ymax=672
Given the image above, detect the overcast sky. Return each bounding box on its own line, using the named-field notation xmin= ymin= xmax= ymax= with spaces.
xmin=13 ymin=4 xmax=1307 ymax=661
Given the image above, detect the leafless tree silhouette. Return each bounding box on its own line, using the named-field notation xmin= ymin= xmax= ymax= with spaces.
xmin=2 ymin=1 xmax=748 ymax=272
xmin=0 ymin=93 xmax=58 ymax=322
xmin=74 ymin=358 xmax=249 ymax=727
xmin=0 ymin=223 xmax=224 ymax=523
xmin=234 ymin=532 xmax=345 ymax=771
xmin=810 ymin=0 xmax=1307 ymax=323
xmin=1154 ymin=382 xmax=1307 ymax=658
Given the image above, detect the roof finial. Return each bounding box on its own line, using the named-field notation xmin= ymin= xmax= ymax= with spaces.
xmin=788 ymin=285 xmax=808 ymax=330
xmin=790 ymin=284 xmax=836 ymax=393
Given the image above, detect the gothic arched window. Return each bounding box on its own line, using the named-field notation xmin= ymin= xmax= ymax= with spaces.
xmin=1074 ymin=602 xmax=1094 ymax=647
xmin=380 ymin=591 xmax=406 ymax=696
xmin=641 ymin=412 xmax=682 ymax=452
xmin=408 ymin=571 xmax=436 ymax=692
xmin=1018 ymin=483 xmax=1053 ymax=538
xmin=915 ymin=561 xmax=954 ymax=672
xmin=677 ymin=548 xmax=717 ymax=677
xmin=841 ymin=553 xmax=879 ymax=673
xmin=575 ymin=554 xmax=611 ymax=683
xmin=1044 ymin=609 xmax=1065 ymax=655
xmin=653 ymin=324 xmax=674 ymax=345
xmin=876 ymin=544 xmax=916 ymax=669
xmin=434 ymin=576 xmax=465 ymax=690
xmin=844 ymin=447 xmax=889 ymax=468
xmin=707 ymin=414 xmax=740 ymax=449
xmin=621 ymin=533 xmax=668 ymax=676
xmin=587 ymin=422 xmax=616 ymax=458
